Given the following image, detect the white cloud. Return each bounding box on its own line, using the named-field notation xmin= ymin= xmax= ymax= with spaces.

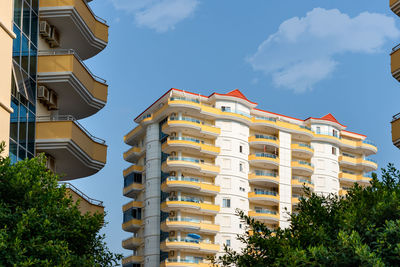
xmin=109 ymin=0 xmax=199 ymax=32
xmin=248 ymin=8 xmax=400 ymax=93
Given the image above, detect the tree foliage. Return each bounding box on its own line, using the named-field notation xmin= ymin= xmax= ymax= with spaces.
xmin=0 ymin=142 xmax=122 ymax=266
xmin=213 ymin=164 xmax=400 ymax=267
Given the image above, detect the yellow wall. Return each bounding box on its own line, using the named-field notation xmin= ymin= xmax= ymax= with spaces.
xmin=66 ymin=188 xmax=104 ymax=214
xmin=0 ymin=0 xmax=14 ymax=155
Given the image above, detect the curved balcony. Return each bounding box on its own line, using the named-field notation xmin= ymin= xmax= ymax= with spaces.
xmin=122 ymin=236 xmax=143 ymax=250
xmin=339 ymin=156 xmax=377 ymax=172
xmin=122 ymin=218 xmax=142 ymax=232
xmin=123 ymin=165 xmax=144 ymax=177
xmin=391 ymin=45 xmax=400 ymax=82
xmin=37 ymin=50 xmax=107 ymax=119
xmin=312 ymin=131 xmax=341 ymax=145
xmin=123 ymin=182 xmax=143 ymax=198
xmin=124 ymin=125 xmax=144 ymax=146
xmin=248 ymin=190 xmax=279 ymax=205
xmin=160 ymin=238 xmax=220 ymax=254
xmin=35 ymin=116 xmax=106 ymax=180
xmin=248 ymin=171 xmax=279 ymax=186
xmin=123 ymin=146 xmax=144 ymax=163
xmin=162 ymin=117 xmax=220 ymax=138
xmin=39 ymin=0 xmax=108 ymax=59
xmin=248 ymin=135 xmax=279 ymax=149
xmin=161 ymin=198 xmax=220 ymax=215
xmin=339 ymin=172 xmax=372 ymax=185
xmin=391 ymin=0 xmax=400 ymax=16
xmin=292 ymin=194 xmax=306 ymax=205
xmin=392 ymin=114 xmax=400 ymax=149
xmin=277 ymin=121 xmax=313 ymax=140
xmin=291 ymin=143 xmax=313 ymax=159
xmin=64 ymin=183 xmax=104 ymax=214
xmin=291 ymin=160 xmax=314 ymax=175
xmin=167 ymin=97 xmax=202 ymax=111
xmin=162 ymin=258 xmax=210 ymax=267
xmin=162 ymin=137 xmax=220 ymax=156
xmin=122 ymin=255 xmax=143 ymax=266
xmin=161 ymin=218 xmax=220 ymax=234
xmin=340 ymin=138 xmax=377 ymax=156
xmin=248 ymin=210 xmax=279 ymax=223
xmin=162 ymin=157 xmax=220 ymax=177
xmin=292 ymin=176 xmax=314 ymax=190
xmin=248 ymin=153 xmax=279 ymax=168
xmin=252 ymin=116 xmax=278 ymax=128
xmin=161 ymin=177 xmax=220 ymax=195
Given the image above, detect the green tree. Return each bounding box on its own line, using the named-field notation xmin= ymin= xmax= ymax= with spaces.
xmin=213 ymin=164 xmax=400 ymax=267
xmin=0 ymin=143 xmax=122 ymax=266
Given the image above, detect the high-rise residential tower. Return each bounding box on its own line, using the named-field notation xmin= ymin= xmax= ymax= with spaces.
xmin=122 ymin=88 xmax=378 ymax=267
xmin=0 ymin=0 xmax=109 ymax=214
xmin=390 ymin=1 xmax=400 ymax=149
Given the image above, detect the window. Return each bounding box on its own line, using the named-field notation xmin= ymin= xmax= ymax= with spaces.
xmin=239 ymin=162 xmax=243 ymax=172
xmin=239 ymin=187 xmax=245 ymax=192
xmin=222 ymin=198 xmax=231 ymax=208
xmin=332 ymin=147 xmax=337 ymax=155
xmin=333 ymin=129 xmax=338 ymax=137
xmin=316 ymin=126 xmax=321 ymax=134
xmin=226 ymin=239 xmax=231 ymax=247
xmin=221 ymin=106 xmax=231 ymax=112
xmin=239 ymin=145 xmax=243 ymax=153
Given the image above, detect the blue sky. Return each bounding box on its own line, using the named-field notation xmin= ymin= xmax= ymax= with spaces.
xmin=68 ymin=0 xmax=400 ymax=260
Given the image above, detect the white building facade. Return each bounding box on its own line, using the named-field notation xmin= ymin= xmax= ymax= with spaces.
xmin=121 ymin=89 xmax=378 ymax=267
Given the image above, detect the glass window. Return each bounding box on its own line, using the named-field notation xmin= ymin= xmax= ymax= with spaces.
xmin=316 ymin=126 xmax=321 ymax=134
xmin=239 ymin=163 xmax=243 ymax=172
xmin=30 ymin=11 xmax=38 ymax=46
xmin=18 ymin=146 xmax=26 ymax=161
xmin=222 ymin=198 xmax=231 ymax=208
xmin=239 ymin=145 xmax=243 ymax=153
xmin=18 ymin=104 xmax=27 ymax=148
xmin=27 ymin=111 xmax=35 ymax=154
xmin=221 ymin=106 xmax=231 ymax=112
xmin=13 ymin=26 xmax=21 ymax=63
xmin=226 ymin=239 xmax=231 ymax=247
xmin=10 ymin=141 xmax=18 ymax=164
xmin=22 ymin=1 xmax=30 ymax=36
xmin=14 ymin=0 xmax=22 ymax=27
xmin=31 ymin=0 xmax=39 ymax=13
xmin=10 ymin=98 xmax=19 ymax=142
xmin=333 ymin=129 xmax=338 ymax=137
xmin=21 ymin=35 xmax=29 ymax=73
xmin=332 ymin=147 xmax=337 ymax=155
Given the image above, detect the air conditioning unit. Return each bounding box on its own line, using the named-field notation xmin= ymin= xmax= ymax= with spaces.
xmin=45 ymin=154 xmax=56 ymax=173
xmin=39 ymin=21 xmax=51 ymax=37
xmin=48 ymin=26 xmax=60 ymax=48
xmin=37 ymin=85 xmax=50 ymax=102
xmin=169 ymin=211 xmax=176 ymax=217
xmin=169 ymin=231 xmax=175 ymax=237
xmin=48 ymin=90 xmax=58 ymax=110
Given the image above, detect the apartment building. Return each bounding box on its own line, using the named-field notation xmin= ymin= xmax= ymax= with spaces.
xmin=122 ymin=88 xmax=378 ymax=267
xmin=0 ymin=0 xmax=108 ymax=213
xmin=390 ymin=1 xmax=400 ymax=149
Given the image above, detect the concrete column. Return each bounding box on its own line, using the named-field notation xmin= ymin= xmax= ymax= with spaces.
xmin=144 ymin=123 xmax=161 ymax=267
xmin=279 ymin=131 xmax=292 ymax=229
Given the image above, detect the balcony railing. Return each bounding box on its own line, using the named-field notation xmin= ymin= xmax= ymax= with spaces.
xmin=254 ymin=134 xmax=278 ymax=140
xmin=254 ymin=208 xmax=277 ymax=215
xmin=292 ymin=176 xmax=313 ymax=185
xmin=36 ymin=115 xmax=106 ymax=144
xmin=254 ymin=170 xmax=278 ymax=177
xmin=167 ymin=196 xmax=203 ymax=203
xmin=254 ymin=153 xmax=278 ymax=159
xmin=61 ymin=182 xmax=103 ymax=206
xmin=170 ymin=96 xmax=200 ymax=103
xmin=253 ymin=189 xmax=278 ymax=196
xmin=293 ymin=143 xmax=312 ymax=149
xmin=293 ymin=160 xmax=313 ymax=167
xmin=254 ymin=116 xmax=277 ymax=122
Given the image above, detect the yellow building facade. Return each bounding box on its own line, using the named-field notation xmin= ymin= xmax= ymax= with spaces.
xmin=391 ymin=0 xmax=400 ymax=148
xmin=0 ymin=0 xmax=108 ymax=214
xmin=122 ymin=88 xmax=377 ymax=267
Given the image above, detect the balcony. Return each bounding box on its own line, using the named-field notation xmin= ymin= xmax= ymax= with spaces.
xmin=122 ymin=218 xmax=142 ymax=232
xmin=248 ymin=153 xmax=279 ymax=168
xmin=248 ymin=210 xmax=279 ymax=223
xmin=123 ymin=146 xmax=144 ymax=163
xmin=291 ymin=143 xmax=314 ymax=159
xmin=161 ymin=218 xmax=220 ymax=234
xmin=37 ymin=50 xmax=108 ymax=119
xmin=123 ymin=182 xmax=143 ymax=198
xmin=123 ymin=165 xmax=144 ymax=177
xmin=339 ymin=172 xmax=372 ymax=185
xmin=277 ymin=120 xmax=313 ymax=140
xmin=248 ymin=171 xmax=279 ymax=186
xmin=291 ymin=160 xmax=314 ymax=175
xmin=63 ymin=183 xmax=104 ymax=214
xmin=391 ymin=0 xmax=400 ymax=17
xmin=313 ymin=131 xmax=341 ymax=145
xmin=124 ymin=125 xmax=144 ymax=146
xmin=162 ymin=137 xmax=220 ymax=156
xmin=248 ymin=190 xmax=279 ymax=205
xmin=252 ymin=116 xmax=278 ymax=129
xmin=340 ymin=138 xmax=377 ymax=155
xmin=392 ymin=45 xmax=400 ymax=82
xmin=122 ymin=255 xmax=143 ymax=266
xmin=35 ymin=116 xmax=106 ymax=180
xmin=248 ymin=135 xmax=279 ymax=149
xmin=122 ymin=236 xmax=143 ymax=250
xmin=392 ymin=114 xmax=400 ymax=149
xmin=292 ymin=176 xmax=314 ymax=189
xmin=39 ymin=0 xmax=108 ymax=59
xmin=162 ymin=259 xmax=210 ymax=267
xmin=339 ymin=156 xmax=377 ymax=172
xmin=292 ymin=194 xmax=306 ymax=205
xmin=161 ymin=177 xmax=220 ymax=195
xmin=162 ymin=157 xmax=220 ymax=177
xmin=161 ymin=198 xmax=220 ymax=215
xmin=160 ymin=238 xmax=220 ymax=254
xmin=162 ymin=117 xmax=220 ymax=138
